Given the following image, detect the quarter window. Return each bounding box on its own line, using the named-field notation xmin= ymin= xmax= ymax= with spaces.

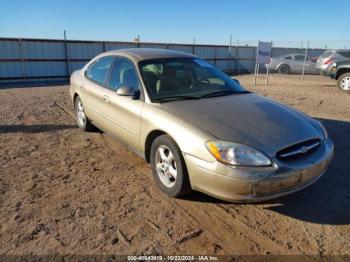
xmin=86 ymin=56 xmax=114 ymax=85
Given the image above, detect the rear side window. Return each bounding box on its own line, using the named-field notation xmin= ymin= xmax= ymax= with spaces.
xmin=86 ymin=56 xmax=114 ymax=85
xmin=295 ymin=55 xmax=305 ymax=61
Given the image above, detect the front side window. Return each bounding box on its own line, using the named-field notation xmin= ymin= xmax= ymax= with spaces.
xmin=86 ymin=56 xmax=114 ymax=85
xmin=108 ymin=57 xmax=140 ymax=90
xmin=139 ymin=58 xmax=247 ymax=102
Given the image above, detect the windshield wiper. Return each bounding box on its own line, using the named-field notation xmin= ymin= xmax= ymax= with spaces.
xmin=156 ymin=95 xmax=201 ymax=102
xmin=201 ymin=90 xmax=250 ymax=98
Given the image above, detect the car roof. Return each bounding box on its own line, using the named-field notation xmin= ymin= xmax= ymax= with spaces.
xmin=102 ymin=48 xmax=197 ymax=62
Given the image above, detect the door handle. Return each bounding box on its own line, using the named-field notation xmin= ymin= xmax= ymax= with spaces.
xmin=103 ymin=95 xmax=110 ymax=103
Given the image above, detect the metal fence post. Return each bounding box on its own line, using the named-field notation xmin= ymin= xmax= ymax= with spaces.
xmin=254 ymin=40 xmax=260 ymax=86
xmin=214 ymin=46 xmax=217 ymax=67
xmin=235 ymin=40 xmax=239 ymax=74
xmin=266 ymin=41 xmax=272 ymax=86
xmin=228 ymin=35 xmax=232 ymax=72
xmin=302 ymin=40 xmax=309 ymax=80
xmin=192 ymin=37 xmax=196 ymax=55
xmin=18 ymin=38 xmax=26 ymax=80
xmin=63 ymin=30 xmax=69 ymax=78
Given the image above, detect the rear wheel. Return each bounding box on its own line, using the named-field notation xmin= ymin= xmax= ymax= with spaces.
xmin=150 ymin=135 xmax=192 ymax=197
xmin=337 ymin=73 xmax=350 ymax=93
xmin=74 ymin=96 xmax=95 ymax=131
xmin=278 ymin=64 xmax=290 ymax=74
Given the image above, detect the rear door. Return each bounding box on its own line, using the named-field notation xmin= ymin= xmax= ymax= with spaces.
xmin=81 ymin=56 xmax=116 ymax=131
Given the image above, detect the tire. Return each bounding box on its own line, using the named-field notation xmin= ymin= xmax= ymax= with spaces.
xmin=337 ymin=73 xmax=350 ymax=93
xmin=278 ymin=64 xmax=291 ymax=74
xmin=74 ymin=96 xmax=95 ymax=131
xmin=150 ymin=134 xmax=192 ymax=198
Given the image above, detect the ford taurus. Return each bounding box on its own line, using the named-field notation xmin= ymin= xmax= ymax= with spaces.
xmin=69 ymin=48 xmax=334 ymax=202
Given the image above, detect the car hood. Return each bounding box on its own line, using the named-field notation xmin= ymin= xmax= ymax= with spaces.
xmin=160 ymin=93 xmax=322 ymax=156
xmin=337 ymin=59 xmax=350 ymax=68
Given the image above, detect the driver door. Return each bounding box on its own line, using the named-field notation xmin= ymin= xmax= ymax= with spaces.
xmin=102 ymin=56 xmax=144 ymax=152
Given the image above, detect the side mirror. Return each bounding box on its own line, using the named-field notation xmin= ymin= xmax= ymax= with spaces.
xmin=232 ymin=79 xmax=240 ymax=85
xmin=116 ymin=86 xmax=140 ymax=100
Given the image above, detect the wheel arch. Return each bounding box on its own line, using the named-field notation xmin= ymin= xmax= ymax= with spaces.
xmin=336 ymin=68 xmax=350 ymax=80
xmin=73 ymin=93 xmax=79 ymax=104
xmin=144 ymin=129 xmax=168 ymax=163
xmin=277 ymin=63 xmax=290 ymax=70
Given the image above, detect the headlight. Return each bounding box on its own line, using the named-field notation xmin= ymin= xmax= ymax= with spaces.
xmin=318 ymin=121 xmax=328 ymax=140
xmin=206 ymin=141 xmax=272 ymax=167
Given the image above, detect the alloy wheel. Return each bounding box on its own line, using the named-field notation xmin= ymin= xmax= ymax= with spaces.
xmin=340 ymin=77 xmax=350 ymax=91
xmin=155 ymin=145 xmax=177 ymax=188
xmin=76 ymin=99 xmax=86 ymax=127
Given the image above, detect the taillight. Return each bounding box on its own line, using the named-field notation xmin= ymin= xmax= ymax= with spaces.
xmin=324 ymin=57 xmax=333 ymax=64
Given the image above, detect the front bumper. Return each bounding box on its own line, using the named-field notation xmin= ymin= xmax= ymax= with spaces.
xmin=184 ymin=138 xmax=334 ymax=203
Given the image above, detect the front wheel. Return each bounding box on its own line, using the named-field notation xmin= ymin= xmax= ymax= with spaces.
xmin=150 ymin=135 xmax=192 ymax=198
xmin=337 ymin=73 xmax=350 ymax=93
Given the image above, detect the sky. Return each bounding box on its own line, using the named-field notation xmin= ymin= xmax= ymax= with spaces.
xmin=1 ymin=0 xmax=349 ymax=48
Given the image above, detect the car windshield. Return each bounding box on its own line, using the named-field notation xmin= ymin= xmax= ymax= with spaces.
xmin=139 ymin=58 xmax=247 ymax=102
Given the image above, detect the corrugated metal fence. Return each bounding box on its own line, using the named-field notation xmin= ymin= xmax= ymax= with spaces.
xmin=0 ymin=37 xmax=326 ymax=83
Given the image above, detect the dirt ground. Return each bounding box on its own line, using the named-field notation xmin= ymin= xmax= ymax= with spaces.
xmin=0 ymin=74 xmax=349 ymax=256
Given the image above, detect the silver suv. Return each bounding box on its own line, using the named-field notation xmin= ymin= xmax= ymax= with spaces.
xmin=316 ymin=49 xmax=350 ymax=76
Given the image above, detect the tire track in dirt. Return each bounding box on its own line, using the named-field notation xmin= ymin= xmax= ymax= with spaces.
xmin=173 ymin=200 xmax=287 ymax=254
xmin=87 ymin=131 xmax=286 ymax=253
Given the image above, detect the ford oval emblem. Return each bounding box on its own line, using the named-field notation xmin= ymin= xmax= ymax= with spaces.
xmin=300 ymin=146 xmax=309 ymax=154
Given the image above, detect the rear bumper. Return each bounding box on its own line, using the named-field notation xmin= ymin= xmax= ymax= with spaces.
xmin=316 ymin=64 xmax=334 ymax=74
xmin=184 ymin=139 xmax=334 ymax=203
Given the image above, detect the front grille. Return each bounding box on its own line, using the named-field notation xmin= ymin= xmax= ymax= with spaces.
xmin=277 ymin=139 xmax=321 ymax=161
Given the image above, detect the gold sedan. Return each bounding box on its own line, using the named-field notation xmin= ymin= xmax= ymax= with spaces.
xmin=70 ymin=48 xmax=333 ymax=202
